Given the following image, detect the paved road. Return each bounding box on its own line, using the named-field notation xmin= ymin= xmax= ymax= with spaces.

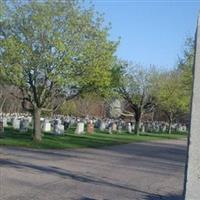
xmin=0 ymin=139 xmax=187 ymax=200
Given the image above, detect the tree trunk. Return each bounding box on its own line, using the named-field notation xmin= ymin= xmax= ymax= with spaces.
xmin=168 ymin=113 xmax=173 ymax=134
xmin=168 ymin=119 xmax=173 ymax=134
xmin=0 ymin=97 xmax=7 ymax=113
xmin=134 ymin=119 xmax=141 ymax=135
xmin=134 ymin=110 xmax=142 ymax=135
xmin=33 ymin=108 xmax=42 ymax=142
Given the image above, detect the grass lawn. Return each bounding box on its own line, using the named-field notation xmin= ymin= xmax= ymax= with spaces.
xmin=0 ymin=127 xmax=187 ymax=149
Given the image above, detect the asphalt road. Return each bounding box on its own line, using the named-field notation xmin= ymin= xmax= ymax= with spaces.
xmin=0 ymin=139 xmax=187 ymax=200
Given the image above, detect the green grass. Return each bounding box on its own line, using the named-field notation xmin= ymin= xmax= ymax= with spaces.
xmin=0 ymin=127 xmax=187 ymax=149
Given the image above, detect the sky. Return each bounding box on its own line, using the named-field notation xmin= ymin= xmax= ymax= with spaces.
xmin=92 ymin=0 xmax=200 ymax=69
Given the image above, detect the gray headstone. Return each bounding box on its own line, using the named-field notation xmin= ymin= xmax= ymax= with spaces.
xmin=54 ymin=124 xmax=64 ymax=135
xmin=100 ymin=121 xmax=106 ymax=131
xmin=20 ymin=119 xmax=29 ymax=132
xmin=184 ymin=16 xmax=200 ymax=200
xmin=108 ymin=126 xmax=112 ymax=134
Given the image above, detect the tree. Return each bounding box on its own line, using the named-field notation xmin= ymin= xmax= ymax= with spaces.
xmin=116 ymin=62 xmax=156 ymax=135
xmin=0 ymin=0 xmax=117 ymax=142
xmin=155 ymin=70 xmax=189 ymax=133
xmin=178 ymin=38 xmax=194 ymax=95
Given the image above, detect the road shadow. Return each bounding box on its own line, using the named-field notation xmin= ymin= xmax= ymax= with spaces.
xmin=78 ymin=197 xmax=96 ymax=200
xmin=105 ymin=142 xmax=187 ymax=163
xmin=1 ymin=158 xmax=158 ymax=197
xmin=144 ymin=193 xmax=183 ymax=200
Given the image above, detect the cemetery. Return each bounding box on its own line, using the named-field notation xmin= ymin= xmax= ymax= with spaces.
xmin=0 ymin=112 xmax=187 ymax=149
xmin=0 ymin=1 xmax=199 ymax=200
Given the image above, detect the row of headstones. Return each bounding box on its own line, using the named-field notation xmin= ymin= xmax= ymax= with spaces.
xmin=140 ymin=121 xmax=187 ymax=133
xmin=1 ymin=117 xmax=32 ymax=131
xmin=3 ymin=117 xmax=94 ymax=135
xmin=0 ymin=116 xmax=31 ymax=135
xmin=0 ymin=115 xmax=79 ymax=135
xmin=0 ymin=113 xmax=188 ymax=135
xmin=126 ymin=122 xmax=187 ymax=133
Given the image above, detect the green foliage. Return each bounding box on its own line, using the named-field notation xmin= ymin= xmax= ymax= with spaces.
xmin=59 ymin=100 xmax=77 ymax=116
xmin=154 ymin=38 xmax=194 ymax=122
xmin=0 ymin=0 xmax=118 ymax=111
xmin=155 ymin=70 xmax=190 ymax=117
xmin=178 ymin=38 xmax=194 ymax=95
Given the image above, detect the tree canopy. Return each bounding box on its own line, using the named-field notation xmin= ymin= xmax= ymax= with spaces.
xmin=0 ymin=0 xmax=118 ymax=141
xmin=115 ymin=62 xmax=157 ymax=134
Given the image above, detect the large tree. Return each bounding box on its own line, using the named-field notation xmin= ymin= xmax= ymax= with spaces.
xmin=116 ymin=62 xmax=156 ymax=135
xmin=155 ymin=70 xmax=189 ymax=133
xmin=0 ymin=0 xmax=117 ymax=142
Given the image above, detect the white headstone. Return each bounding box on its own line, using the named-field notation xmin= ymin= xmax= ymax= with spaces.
xmin=128 ymin=123 xmax=132 ymax=133
xmin=3 ymin=118 xmax=8 ymax=127
xmin=42 ymin=121 xmax=51 ymax=132
xmin=27 ymin=116 xmax=32 ymax=124
xmin=141 ymin=125 xmax=145 ymax=133
xmin=75 ymin=122 xmax=84 ymax=135
xmin=13 ymin=118 xmax=20 ymax=130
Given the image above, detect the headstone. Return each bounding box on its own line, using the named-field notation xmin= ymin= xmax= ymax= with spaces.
xmin=87 ymin=121 xmax=94 ymax=134
xmin=161 ymin=123 xmax=167 ymax=133
xmin=117 ymin=124 xmax=122 ymax=133
xmin=54 ymin=124 xmax=64 ymax=135
xmin=7 ymin=117 xmax=11 ymax=123
xmin=75 ymin=122 xmax=84 ymax=135
xmin=100 ymin=121 xmax=106 ymax=131
xmin=108 ymin=126 xmax=112 ymax=134
xmin=55 ymin=118 xmax=62 ymax=125
xmin=132 ymin=123 xmax=135 ymax=132
xmin=184 ymin=16 xmax=200 ymax=200
xmin=128 ymin=123 xmax=132 ymax=133
xmin=42 ymin=120 xmax=51 ymax=132
xmin=3 ymin=118 xmax=8 ymax=127
xmin=63 ymin=120 xmax=70 ymax=130
xmin=112 ymin=123 xmax=117 ymax=132
xmin=141 ymin=124 xmax=145 ymax=133
xmin=94 ymin=119 xmax=101 ymax=129
xmin=13 ymin=118 xmax=20 ymax=130
xmin=27 ymin=116 xmax=32 ymax=124
xmin=148 ymin=123 xmax=153 ymax=133
xmin=155 ymin=123 xmax=160 ymax=133
xmin=20 ymin=119 xmax=29 ymax=132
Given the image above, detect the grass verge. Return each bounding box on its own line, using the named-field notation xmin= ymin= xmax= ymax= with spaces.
xmin=0 ymin=127 xmax=187 ymax=149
